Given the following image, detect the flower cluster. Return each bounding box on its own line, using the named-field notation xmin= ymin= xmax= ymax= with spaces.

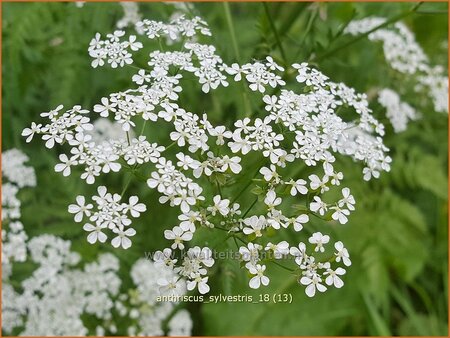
xmin=124 ymin=258 xmax=191 ymax=336
xmin=88 ymin=30 xmax=143 ymax=68
xmin=2 ymin=151 xmax=116 ymax=335
xmin=148 ymin=157 xmax=205 ymax=214
xmin=23 ymin=14 xmax=393 ymax=297
xmin=3 ymin=234 xmax=192 ymax=336
xmin=22 ymin=103 xmax=167 ymax=184
xmin=2 ymin=148 xmax=37 ymax=188
xmin=2 ymin=150 xmax=192 ymax=335
xmin=25 ymin=239 xmax=120 ymax=335
xmin=239 ymin=234 xmax=351 ymax=297
xmin=227 ymin=56 xmax=286 ymax=93
xmin=117 ymin=2 xmax=142 ymax=31
xmin=345 ymin=17 xmax=427 ymax=74
xmin=69 ymin=186 xmax=146 ymax=248
xmin=155 ymin=246 xmax=215 ymax=295
xmin=378 ymin=88 xmax=419 ymax=133
xmin=229 ymin=62 xmax=390 ymax=180
xmin=344 ymin=17 xmax=448 ymax=114
xmin=1 ymin=149 xmax=35 ymax=267
xmin=21 ymin=104 xmax=92 ymax=149
xmin=136 ymin=15 xmax=211 ymax=41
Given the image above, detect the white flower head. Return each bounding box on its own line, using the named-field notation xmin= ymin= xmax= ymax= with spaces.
xmin=308 ymin=232 xmax=330 ymax=253
xmin=248 ymin=264 xmax=270 ymax=289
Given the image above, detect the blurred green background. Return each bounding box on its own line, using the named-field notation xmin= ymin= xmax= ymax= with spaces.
xmin=2 ymin=2 xmax=448 ymax=336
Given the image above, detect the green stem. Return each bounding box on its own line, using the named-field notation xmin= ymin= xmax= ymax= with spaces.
xmin=223 ymin=2 xmax=253 ymax=117
xmin=223 ymin=2 xmax=240 ymax=61
xmin=231 ymin=163 xmax=265 ymax=203
xmin=120 ymin=173 xmax=134 ymax=197
xmin=233 ymin=235 xmax=247 ymax=245
xmin=216 ymin=178 xmax=223 ymax=196
xmin=232 ymin=235 xmax=239 ymax=249
xmin=271 ymin=260 xmax=295 ymax=272
xmin=126 ymin=131 xmax=131 ymax=146
xmin=293 ymin=7 xmax=318 ymax=60
xmin=140 ymin=120 xmax=148 ymax=136
xmin=263 ymin=2 xmax=287 ymax=66
xmin=231 ymin=179 xmax=253 ymax=203
xmin=242 ymin=197 xmax=258 ymax=218
xmin=164 ymin=141 xmax=177 ymax=151
xmin=125 ymin=63 xmax=152 ymax=72
xmin=157 ymin=37 xmax=165 ymax=52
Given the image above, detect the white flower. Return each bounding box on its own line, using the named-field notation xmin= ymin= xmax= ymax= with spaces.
xmin=178 ymin=211 xmax=200 ymax=232
xmin=88 ymin=30 xmax=141 ymax=69
xmin=363 ymin=167 xmax=380 ymax=181
xmin=19 ymin=14 xmax=400 ymax=299
xmin=93 ymin=97 xmax=116 ymax=117
xmin=292 ymin=62 xmax=309 ymax=82
xmin=338 ymin=187 xmax=355 ymax=211
xmin=68 ymin=195 xmax=93 ymax=222
xmin=111 ymin=227 xmax=136 ymax=249
xmin=164 ymin=226 xmax=193 ymax=250
xmin=300 ymin=274 xmax=327 ymax=297
xmin=263 ymin=147 xmax=286 ymax=164
xmin=158 ymin=276 xmax=186 ymax=296
xmin=291 ymin=214 xmax=309 ymax=232
xmin=221 ymin=155 xmax=242 ymax=174
xmin=176 ymin=153 xmax=198 ymax=170
xmin=168 ymin=309 xmax=193 ymax=337
xmin=239 ymin=243 xmax=262 ymax=268
xmin=290 ymin=242 xmax=307 ymax=266
xmin=289 ymin=179 xmax=308 ymax=196
xmin=248 ymin=264 xmax=269 ymax=289
xmin=209 ymin=125 xmax=232 ymax=145
xmin=127 ymin=35 xmax=143 ymax=51
xmin=265 ymin=56 xmax=284 ymax=71
xmin=39 ymin=104 xmax=64 ymax=119
xmin=22 ymin=122 xmax=42 ymax=142
xmin=186 ymin=246 xmax=215 ymax=268
xmin=324 ymin=267 xmax=346 ymax=288
xmin=265 ymin=241 xmax=289 ymax=259
xmin=308 ymin=232 xmax=330 ymax=252
xmin=132 ymin=69 xmax=151 ymax=85
xmin=243 ymin=215 xmax=266 ymax=237
xmin=208 ymin=195 xmax=230 ymax=216
xmin=309 ymin=174 xmax=329 ymax=193
xmin=54 ymin=154 xmax=77 ymax=177
xmin=124 ymin=196 xmax=147 ymax=217
xmin=199 ymin=247 xmax=214 ymax=267
xmin=334 ymin=241 xmax=351 ymax=266
xmin=92 ymin=185 xmax=110 ymax=206
xmin=259 ymin=165 xmax=279 ymax=182
xmin=226 ymin=63 xmax=243 ymax=81
xmin=263 ymin=95 xmax=278 ymax=112
xmin=83 ymin=223 xmax=107 ymax=244
xmin=322 ymin=154 xmax=335 ymax=176
xmin=330 ymin=206 xmax=350 ymax=224
xmin=187 ymin=275 xmax=210 ymax=294
xmin=309 ymin=196 xmax=327 ymax=216
xmin=99 ymin=153 xmax=121 ymax=173
xmin=154 ymin=248 xmax=177 ymax=267
xmin=264 ymin=190 xmax=282 ymax=210
xmin=330 ymin=171 xmax=344 ymax=186
xmin=266 ymin=209 xmax=285 ymax=230
xmin=173 ymin=190 xmax=197 ymax=213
